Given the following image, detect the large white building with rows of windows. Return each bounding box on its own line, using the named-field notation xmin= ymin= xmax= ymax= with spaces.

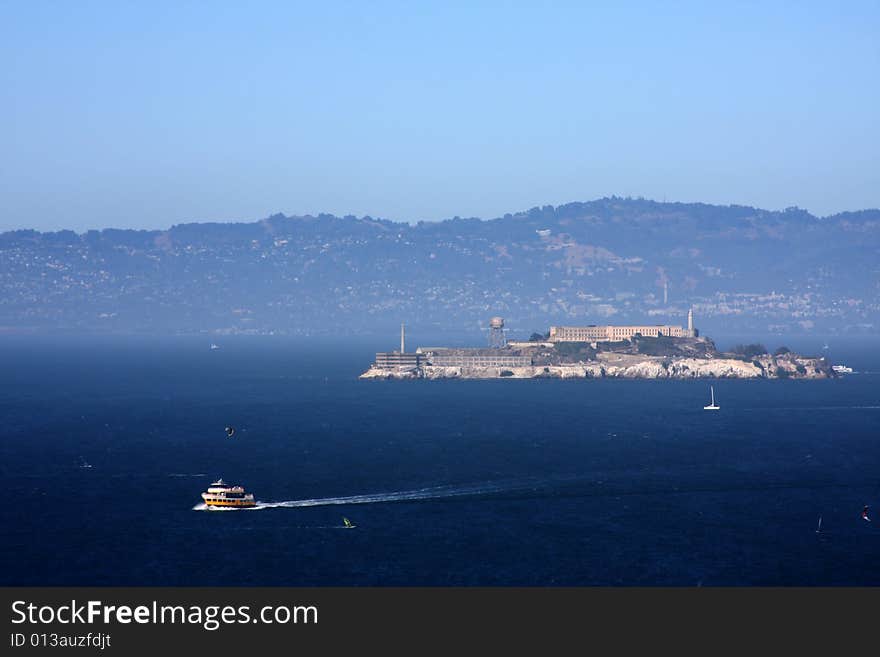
xmin=549 ymin=309 xmax=696 ymax=343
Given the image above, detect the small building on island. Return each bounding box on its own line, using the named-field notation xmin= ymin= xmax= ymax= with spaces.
xmin=372 ymin=323 xmax=427 ymax=370
xmin=421 ymin=348 xmax=531 ymax=368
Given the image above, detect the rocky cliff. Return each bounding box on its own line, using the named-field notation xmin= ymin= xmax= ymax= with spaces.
xmin=359 ymin=352 xmax=831 ymax=380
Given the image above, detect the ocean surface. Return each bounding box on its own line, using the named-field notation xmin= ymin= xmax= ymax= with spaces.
xmin=2 ymin=335 xmax=879 ymax=586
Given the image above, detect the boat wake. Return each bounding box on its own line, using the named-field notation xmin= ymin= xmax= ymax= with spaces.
xmin=193 ymin=473 xmax=880 ymax=513
xmin=192 ymin=502 xmax=241 ymax=511
xmin=191 ymin=478 xmax=552 ymax=512
xmin=252 ymin=479 xmax=547 ymax=510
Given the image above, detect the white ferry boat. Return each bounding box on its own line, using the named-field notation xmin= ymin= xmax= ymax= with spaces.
xmin=832 ymin=364 xmax=853 ymax=374
xmin=201 ymin=479 xmax=256 ymax=508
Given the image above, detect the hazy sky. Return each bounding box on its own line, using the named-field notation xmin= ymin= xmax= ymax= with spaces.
xmin=1 ymin=1 xmax=878 ymax=232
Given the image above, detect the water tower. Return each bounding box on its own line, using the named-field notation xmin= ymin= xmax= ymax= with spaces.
xmin=488 ymin=316 xmax=506 ymax=348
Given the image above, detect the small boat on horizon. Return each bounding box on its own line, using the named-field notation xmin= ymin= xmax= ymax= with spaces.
xmin=201 ymin=479 xmax=256 ymax=508
xmin=832 ymin=364 xmax=853 ymax=374
xmin=703 ymin=385 xmax=720 ymax=411
xmin=210 ymin=343 xmax=220 ymax=350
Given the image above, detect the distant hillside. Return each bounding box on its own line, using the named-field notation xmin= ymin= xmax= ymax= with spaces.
xmin=1 ymin=197 xmax=878 ymax=337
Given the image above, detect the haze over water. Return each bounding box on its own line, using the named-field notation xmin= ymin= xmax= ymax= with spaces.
xmin=2 ymin=336 xmax=879 ymax=585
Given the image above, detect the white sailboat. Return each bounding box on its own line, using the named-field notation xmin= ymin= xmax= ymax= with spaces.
xmin=703 ymin=385 xmax=720 ymax=410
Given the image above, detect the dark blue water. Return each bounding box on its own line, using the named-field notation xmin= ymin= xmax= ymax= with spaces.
xmin=2 ymin=336 xmax=879 ymax=586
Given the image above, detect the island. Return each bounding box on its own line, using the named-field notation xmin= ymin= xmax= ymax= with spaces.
xmin=360 ymin=314 xmax=835 ymax=380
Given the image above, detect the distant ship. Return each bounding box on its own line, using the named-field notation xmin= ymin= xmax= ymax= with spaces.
xmin=832 ymin=365 xmax=853 ymax=374
xmin=210 ymin=343 xmax=220 ymax=350
xmin=703 ymin=385 xmax=720 ymax=410
xmin=201 ymin=479 xmax=256 ymax=508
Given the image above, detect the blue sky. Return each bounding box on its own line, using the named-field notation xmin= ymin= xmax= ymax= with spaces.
xmin=1 ymin=1 xmax=878 ymax=231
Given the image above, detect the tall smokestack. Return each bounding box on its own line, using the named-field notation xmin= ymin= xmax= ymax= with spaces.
xmin=400 ymin=322 xmax=405 ymax=353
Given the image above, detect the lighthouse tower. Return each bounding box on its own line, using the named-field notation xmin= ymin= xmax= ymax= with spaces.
xmin=687 ymin=308 xmax=694 ymax=337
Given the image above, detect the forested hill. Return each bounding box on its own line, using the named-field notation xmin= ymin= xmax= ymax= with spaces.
xmin=2 ymin=198 xmax=878 ymax=337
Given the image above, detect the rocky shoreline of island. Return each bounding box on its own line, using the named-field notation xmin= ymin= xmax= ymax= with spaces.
xmin=360 ymin=351 xmax=832 ymax=380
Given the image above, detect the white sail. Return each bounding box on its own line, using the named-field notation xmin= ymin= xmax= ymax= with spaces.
xmin=704 ymin=385 xmax=720 ymax=410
